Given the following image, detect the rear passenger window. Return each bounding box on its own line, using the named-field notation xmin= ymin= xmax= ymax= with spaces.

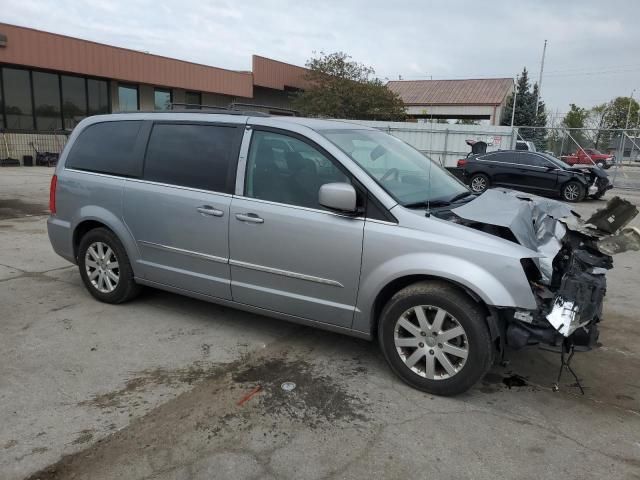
xmin=143 ymin=123 xmax=241 ymax=193
xmin=66 ymin=121 xmax=143 ymax=177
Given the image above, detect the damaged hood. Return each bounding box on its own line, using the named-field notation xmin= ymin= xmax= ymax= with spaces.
xmin=451 ymin=189 xmax=577 ymax=283
xmin=451 ymin=189 xmax=639 ymax=284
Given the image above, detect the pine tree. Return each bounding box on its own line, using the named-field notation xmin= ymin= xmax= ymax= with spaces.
xmin=500 ymin=67 xmax=547 ymax=149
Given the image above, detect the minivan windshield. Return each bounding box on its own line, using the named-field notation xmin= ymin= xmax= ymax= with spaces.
xmin=322 ymin=129 xmax=470 ymax=206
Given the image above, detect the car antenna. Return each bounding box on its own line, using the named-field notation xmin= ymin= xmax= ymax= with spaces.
xmin=425 ymin=112 xmax=436 ymax=217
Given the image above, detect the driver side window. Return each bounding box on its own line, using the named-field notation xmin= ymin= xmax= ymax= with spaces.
xmin=245 ymin=130 xmax=350 ymax=210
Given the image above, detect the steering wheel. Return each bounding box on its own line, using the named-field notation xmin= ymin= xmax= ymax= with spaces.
xmin=380 ymin=168 xmax=400 ymax=182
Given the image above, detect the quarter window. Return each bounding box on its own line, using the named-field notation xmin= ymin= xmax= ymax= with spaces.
xmin=66 ymin=121 xmax=143 ymax=176
xmin=143 ymin=123 xmax=241 ymax=192
xmin=245 ymin=131 xmax=349 ymax=209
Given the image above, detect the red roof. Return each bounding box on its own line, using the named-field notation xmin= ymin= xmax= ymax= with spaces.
xmin=387 ymin=78 xmax=513 ymax=106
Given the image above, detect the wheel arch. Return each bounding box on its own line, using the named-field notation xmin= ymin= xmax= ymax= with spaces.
xmin=71 ymin=208 xmax=141 ymax=273
xmin=368 ymin=274 xmax=499 ymax=344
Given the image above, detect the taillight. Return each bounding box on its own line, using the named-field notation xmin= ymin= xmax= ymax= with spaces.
xmin=49 ymin=174 xmax=57 ymax=214
xmin=457 ymin=159 xmax=467 ymax=167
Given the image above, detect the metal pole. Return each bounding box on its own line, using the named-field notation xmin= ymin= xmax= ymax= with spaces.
xmin=442 ymin=128 xmax=449 ymax=166
xmin=510 ymin=76 xmax=518 ymax=128
xmin=534 ymin=40 xmax=547 ymax=119
xmin=621 ymin=89 xmax=635 ymax=164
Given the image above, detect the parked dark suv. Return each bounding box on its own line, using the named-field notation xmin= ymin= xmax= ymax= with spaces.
xmin=458 ymin=150 xmax=611 ymax=202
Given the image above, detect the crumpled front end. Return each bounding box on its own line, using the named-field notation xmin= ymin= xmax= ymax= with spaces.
xmin=451 ymin=189 xmax=639 ymax=352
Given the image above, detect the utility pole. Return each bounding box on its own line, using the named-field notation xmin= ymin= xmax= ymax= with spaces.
xmin=620 ymin=89 xmax=635 ymax=164
xmin=534 ymin=40 xmax=547 ymax=119
xmin=510 ymin=76 xmax=518 ymax=127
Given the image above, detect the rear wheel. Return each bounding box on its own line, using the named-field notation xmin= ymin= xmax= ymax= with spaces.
xmin=469 ymin=173 xmax=489 ymax=194
xmin=378 ymin=281 xmax=493 ymax=396
xmin=78 ymin=228 xmax=141 ymax=304
xmin=561 ymin=181 xmax=585 ymax=202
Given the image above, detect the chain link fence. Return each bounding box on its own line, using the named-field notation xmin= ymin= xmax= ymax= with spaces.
xmin=3 ymin=124 xmax=640 ymax=192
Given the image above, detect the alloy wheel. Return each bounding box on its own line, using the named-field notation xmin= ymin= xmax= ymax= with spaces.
xmin=85 ymin=241 xmax=120 ymax=293
xmin=393 ymin=305 xmax=469 ymax=380
xmin=470 ymin=176 xmax=487 ymax=193
xmin=563 ymin=184 xmax=580 ymax=201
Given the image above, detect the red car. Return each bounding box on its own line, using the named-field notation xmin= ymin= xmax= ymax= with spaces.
xmin=561 ymin=148 xmax=614 ymax=169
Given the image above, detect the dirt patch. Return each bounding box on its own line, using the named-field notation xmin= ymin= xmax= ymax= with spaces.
xmin=0 ymin=198 xmax=49 ymax=220
xmin=26 ymin=349 xmax=371 ymax=480
xmin=71 ymin=430 xmax=94 ymax=445
xmin=78 ymin=362 xmax=227 ymax=409
xmin=231 ymin=356 xmax=369 ymax=426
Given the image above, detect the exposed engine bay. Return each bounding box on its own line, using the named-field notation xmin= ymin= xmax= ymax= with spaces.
xmin=439 ymin=189 xmax=639 ymax=359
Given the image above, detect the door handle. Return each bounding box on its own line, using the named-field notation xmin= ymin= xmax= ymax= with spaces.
xmin=235 ymin=213 xmax=264 ymax=224
xmin=197 ymin=206 xmax=224 ymax=217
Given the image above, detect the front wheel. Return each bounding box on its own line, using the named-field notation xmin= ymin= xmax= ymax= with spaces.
xmin=469 ymin=173 xmax=489 ymax=194
xmin=378 ymin=281 xmax=493 ymax=396
xmin=561 ymin=181 xmax=585 ymax=202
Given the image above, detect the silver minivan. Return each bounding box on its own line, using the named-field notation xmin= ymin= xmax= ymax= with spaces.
xmin=48 ymin=112 xmax=619 ymax=395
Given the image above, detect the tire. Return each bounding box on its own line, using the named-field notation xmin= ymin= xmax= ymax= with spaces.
xmin=469 ymin=173 xmax=489 ymax=194
xmin=561 ymin=181 xmax=585 ymax=202
xmin=77 ymin=227 xmax=141 ymax=304
xmin=378 ymin=281 xmax=493 ymax=396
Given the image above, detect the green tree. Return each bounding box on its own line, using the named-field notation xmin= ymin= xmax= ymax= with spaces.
xmin=587 ymin=103 xmax=609 ymax=149
xmin=602 ymin=96 xmax=639 ymax=130
xmin=500 ymin=67 xmax=547 ymax=149
xmin=591 ymin=97 xmax=639 ymax=151
xmin=292 ymin=51 xmax=406 ymax=120
xmin=562 ymin=103 xmax=590 ymax=148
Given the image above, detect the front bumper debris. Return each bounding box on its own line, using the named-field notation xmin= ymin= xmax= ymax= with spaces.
xmin=451 ymin=190 xmax=638 ymax=351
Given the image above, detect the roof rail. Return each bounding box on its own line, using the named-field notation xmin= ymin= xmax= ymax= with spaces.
xmin=170 ymin=102 xmax=271 ymax=117
xmin=228 ymin=102 xmax=298 ymax=116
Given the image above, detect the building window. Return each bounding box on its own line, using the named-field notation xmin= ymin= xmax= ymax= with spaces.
xmin=154 ymin=88 xmax=172 ymax=110
xmin=3 ymin=68 xmax=34 ymax=130
xmin=118 ymin=84 xmax=138 ymax=112
xmin=33 ymin=71 xmax=62 ymax=131
xmin=61 ymin=75 xmax=87 ymax=129
xmin=0 ymin=72 xmax=4 ymax=129
xmin=185 ymin=91 xmax=201 ymax=109
xmin=87 ymin=79 xmax=110 ymax=116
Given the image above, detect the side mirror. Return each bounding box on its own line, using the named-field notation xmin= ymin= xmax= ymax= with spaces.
xmin=319 ymin=182 xmax=357 ymax=213
xmin=546 ymin=165 xmax=555 ymax=171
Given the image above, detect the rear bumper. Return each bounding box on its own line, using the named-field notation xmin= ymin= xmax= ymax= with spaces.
xmin=47 ymin=216 xmax=76 ymax=264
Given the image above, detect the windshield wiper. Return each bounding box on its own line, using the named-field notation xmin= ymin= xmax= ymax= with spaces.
xmin=404 ymin=191 xmax=474 ymax=210
xmin=403 ymin=199 xmax=451 ymax=209
xmin=447 ymin=191 xmax=474 ymax=203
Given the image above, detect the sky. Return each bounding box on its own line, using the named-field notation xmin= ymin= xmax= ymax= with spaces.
xmin=2 ymin=0 xmax=639 ymax=121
